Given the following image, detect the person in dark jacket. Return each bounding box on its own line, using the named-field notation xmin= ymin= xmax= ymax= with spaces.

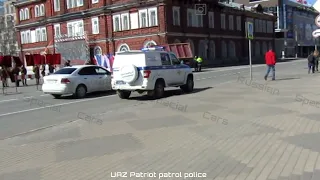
xmin=48 ymin=64 xmax=54 ymax=74
xmin=0 ymin=66 xmax=8 ymax=87
xmin=64 ymin=60 xmax=71 ymax=67
xmin=33 ymin=65 xmax=40 ymax=85
xmin=12 ymin=65 xmax=20 ymax=87
xmin=264 ymin=49 xmax=276 ymax=81
xmin=20 ymin=65 xmax=27 ymax=86
xmin=314 ymin=50 xmax=319 ymax=71
xmin=307 ymin=52 xmax=315 ymax=74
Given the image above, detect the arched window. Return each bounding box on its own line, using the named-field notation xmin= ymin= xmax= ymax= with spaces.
xmin=185 ymin=39 xmax=195 ymax=55
xmin=221 ymin=40 xmax=227 ymax=58
xmin=143 ymin=40 xmax=157 ymax=48
xmin=40 ymin=4 xmax=45 ymax=16
xmin=19 ymin=9 xmax=24 ymax=20
xmin=24 ymin=8 xmax=29 ymax=19
xmin=209 ymin=40 xmax=215 ymax=60
xmin=35 ymin=5 xmax=39 ymax=17
xmin=255 ymin=41 xmax=261 ymax=57
xmin=228 ymin=41 xmax=236 ymax=57
xmin=117 ymin=43 xmax=130 ymax=52
xmin=262 ymin=41 xmax=268 ymax=55
xmin=198 ymin=40 xmax=207 ymax=59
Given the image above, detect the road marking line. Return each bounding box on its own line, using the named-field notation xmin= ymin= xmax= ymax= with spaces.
xmin=0 ymin=99 xmax=18 ymax=103
xmin=0 ymin=94 xmax=117 ymax=117
xmin=40 ymin=94 xmax=50 ymax=96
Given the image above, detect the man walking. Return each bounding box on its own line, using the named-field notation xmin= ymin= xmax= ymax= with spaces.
xmin=307 ymin=52 xmax=315 ymax=74
xmin=264 ymin=48 xmax=276 ymax=81
xmin=314 ymin=50 xmax=319 ymax=71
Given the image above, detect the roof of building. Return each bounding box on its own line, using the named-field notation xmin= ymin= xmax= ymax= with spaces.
xmin=219 ymin=2 xmax=275 ymax=16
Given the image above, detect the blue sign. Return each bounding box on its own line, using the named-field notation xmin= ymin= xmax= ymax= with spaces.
xmin=247 ymin=22 xmax=254 ymax=39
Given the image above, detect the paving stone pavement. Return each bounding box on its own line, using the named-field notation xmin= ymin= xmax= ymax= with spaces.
xmin=2 ymin=73 xmax=320 ymax=180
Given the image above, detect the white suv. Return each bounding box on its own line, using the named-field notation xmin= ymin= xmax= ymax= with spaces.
xmin=111 ymin=47 xmax=194 ymax=99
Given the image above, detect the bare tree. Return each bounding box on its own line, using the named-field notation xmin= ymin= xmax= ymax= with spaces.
xmin=0 ymin=14 xmax=17 ymax=56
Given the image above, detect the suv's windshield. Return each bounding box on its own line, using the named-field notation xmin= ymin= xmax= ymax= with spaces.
xmin=54 ymin=68 xmax=77 ymax=74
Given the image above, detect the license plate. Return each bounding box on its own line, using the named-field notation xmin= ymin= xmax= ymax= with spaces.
xmin=47 ymin=80 xmax=57 ymax=84
xmin=116 ymin=81 xmax=125 ymax=85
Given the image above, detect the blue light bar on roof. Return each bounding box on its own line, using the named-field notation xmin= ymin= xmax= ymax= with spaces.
xmin=141 ymin=46 xmax=166 ymax=51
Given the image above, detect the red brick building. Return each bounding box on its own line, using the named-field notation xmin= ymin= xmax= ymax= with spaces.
xmin=13 ymin=0 xmax=276 ymax=65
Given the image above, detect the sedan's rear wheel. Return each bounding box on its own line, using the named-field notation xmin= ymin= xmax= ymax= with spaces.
xmin=74 ymin=85 xmax=87 ymax=98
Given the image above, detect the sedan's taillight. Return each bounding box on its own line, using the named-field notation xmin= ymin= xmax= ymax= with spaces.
xmin=61 ymin=78 xmax=71 ymax=84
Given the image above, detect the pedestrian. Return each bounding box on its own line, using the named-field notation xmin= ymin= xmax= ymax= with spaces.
xmin=264 ymin=48 xmax=276 ymax=81
xmin=196 ymin=56 xmax=203 ymax=72
xmin=314 ymin=50 xmax=319 ymax=71
xmin=1 ymin=66 xmax=9 ymax=87
xmin=33 ymin=65 xmax=40 ymax=85
xmin=193 ymin=56 xmax=198 ymax=71
xmin=307 ymin=51 xmax=315 ymax=74
xmin=12 ymin=65 xmax=20 ymax=87
xmin=41 ymin=64 xmax=46 ymax=77
xmin=48 ymin=64 xmax=54 ymax=74
xmin=64 ymin=60 xmax=71 ymax=67
xmin=20 ymin=65 xmax=27 ymax=86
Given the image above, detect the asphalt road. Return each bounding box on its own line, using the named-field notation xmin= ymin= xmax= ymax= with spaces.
xmin=0 ymin=59 xmax=307 ymax=140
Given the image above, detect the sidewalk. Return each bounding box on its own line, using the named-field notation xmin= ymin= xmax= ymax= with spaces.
xmin=1 ymin=72 xmax=320 ymax=180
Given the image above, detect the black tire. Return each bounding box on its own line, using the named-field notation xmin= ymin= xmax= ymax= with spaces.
xmin=153 ymin=80 xmax=165 ymax=99
xmin=117 ymin=90 xmax=131 ymax=99
xmin=180 ymin=76 xmax=194 ymax=93
xmin=74 ymin=85 xmax=87 ymax=98
xmin=51 ymin=94 xmax=62 ymax=99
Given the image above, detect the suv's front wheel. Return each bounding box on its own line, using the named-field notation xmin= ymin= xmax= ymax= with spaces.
xmin=117 ymin=90 xmax=131 ymax=99
xmin=180 ymin=75 xmax=194 ymax=93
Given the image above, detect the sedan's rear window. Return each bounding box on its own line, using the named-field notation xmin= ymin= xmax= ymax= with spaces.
xmin=54 ymin=68 xmax=77 ymax=74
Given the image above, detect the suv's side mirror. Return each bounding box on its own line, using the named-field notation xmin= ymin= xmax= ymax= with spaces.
xmin=106 ymin=71 xmax=111 ymax=75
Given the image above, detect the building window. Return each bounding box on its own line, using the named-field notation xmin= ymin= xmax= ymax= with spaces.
xmin=139 ymin=10 xmax=148 ymax=28
xmin=40 ymin=4 xmax=45 ymax=16
xmin=113 ymin=15 xmax=121 ymax=31
xmin=35 ymin=5 xmax=39 ymax=17
xmin=262 ymin=41 xmax=268 ymax=54
xmin=36 ymin=29 xmax=41 ymax=42
xmin=118 ymin=43 xmax=130 ymax=52
xmin=54 ymin=0 xmax=60 ymax=11
xmin=209 ymin=40 xmax=215 ymax=60
xmin=54 ymin=24 xmax=61 ymax=37
xmin=208 ymin=12 xmax=214 ymax=28
xmin=92 ymin=0 xmax=99 ymax=4
xmin=172 ymin=6 xmax=180 ymax=26
xmin=228 ymin=15 xmax=234 ymax=30
xmin=67 ymin=0 xmax=84 ymax=9
xmin=91 ymin=17 xmax=99 ymax=34
xmin=255 ymin=41 xmax=261 ymax=56
xmin=41 ymin=28 xmax=47 ymax=41
xmin=19 ymin=9 xmax=24 ymax=20
xmin=229 ymin=41 xmax=236 ymax=57
xmin=255 ymin=19 xmax=259 ymax=32
xmin=24 ymin=8 xmax=29 ymax=19
xmin=197 ymin=14 xmax=203 ymax=27
xmin=221 ymin=13 xmax=225 ymax=29
xmin=148 ymin=8 xmax=158 ymax=26
xmin=67 ymin=20 xmax=84 ymax=37
xmin=21 ymin=32 xmax=25 ymax=44
xmin=198 ymin=40 xmax=207 ymax=59
xmin=187 ymin=9 xmax=193 ymax=27
xmin=221 ymin=40 xmax=227 ymax=58
xmin=236 ymin=16 xmax=241 ymax=31
xmin=121 ymin=14 xmax=129 ymax=30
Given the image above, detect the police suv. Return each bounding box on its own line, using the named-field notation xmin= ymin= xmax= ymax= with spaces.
xmin=111 ymin=46 xmax=194 ymax=99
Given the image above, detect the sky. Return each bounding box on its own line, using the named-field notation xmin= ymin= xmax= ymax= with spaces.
xmin=310 ymin=0 xmax=317 ymax=5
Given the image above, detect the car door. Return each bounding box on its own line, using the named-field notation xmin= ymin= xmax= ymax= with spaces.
xmin=78 ymin=67 xmax=99 ymax=92
xmin=94 ymin=66 xmax=112 ymax=91
xmin=160 ymin=53 xmax=175 ymax=85
xmin=169 ymin=53 xmax=185 ymax=84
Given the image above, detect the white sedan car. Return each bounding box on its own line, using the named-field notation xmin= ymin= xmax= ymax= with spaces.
xmin=42 ymin=65 xmax=112 ymax=98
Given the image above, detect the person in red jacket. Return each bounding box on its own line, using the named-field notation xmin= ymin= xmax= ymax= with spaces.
xmin=264 ymin=48 xmax=276 ymax=81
